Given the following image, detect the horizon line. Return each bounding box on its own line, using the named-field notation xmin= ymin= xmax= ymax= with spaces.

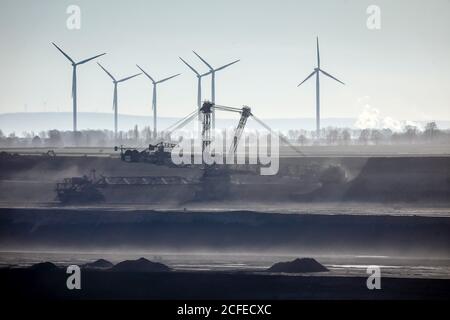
xmin=0 ymin=111 xmax=448 ymax=122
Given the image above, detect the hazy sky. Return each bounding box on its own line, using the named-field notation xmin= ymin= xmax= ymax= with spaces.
xmin=0 ymin=0 xmax=449 ymax=122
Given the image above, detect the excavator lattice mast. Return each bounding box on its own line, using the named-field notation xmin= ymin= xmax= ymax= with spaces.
xmin=200 ymin=102 xmax=213 ymax=152
xmin=229 ymin=106 xmax=252 ymax=155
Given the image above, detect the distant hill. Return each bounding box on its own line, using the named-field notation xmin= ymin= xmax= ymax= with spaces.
xmin=0 ymin=112 xmax=448 ymax=135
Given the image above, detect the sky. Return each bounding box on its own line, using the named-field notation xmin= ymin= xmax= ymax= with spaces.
xmin=0 ymin=0 xmax=449 ymax=125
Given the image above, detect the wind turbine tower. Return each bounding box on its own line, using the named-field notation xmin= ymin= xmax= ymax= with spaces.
xmin=52 ymin=43 xmax=106 ymax=132
xmin=97 ymin=63 xmax=141 ymax=139
xmin=136 ymin=65 xmax=180 ymax=139
xmin=297 ymin=37 xmax=345 ymax=137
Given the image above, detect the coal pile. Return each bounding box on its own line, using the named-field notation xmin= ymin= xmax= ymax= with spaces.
xmin=267 ymin=258 xmax=329 ymax=273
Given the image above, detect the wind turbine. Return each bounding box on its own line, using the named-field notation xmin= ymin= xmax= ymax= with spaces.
xmin=297 ymin=37 xmax=345 ymax=137
xmin=97 ymin=63 xmax=141 ymax=139
xmin=179 ymin=57 xmax=211 ymax=127
xmin=136 ymin=65 xmax=180 ymax=139
xmin=192 ymin=51 xmax=240 ymax=130
xmin=52 ymin=43 xmax=106 ymax=132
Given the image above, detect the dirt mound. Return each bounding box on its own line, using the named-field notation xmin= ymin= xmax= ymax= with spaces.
xmin=29 ymin=262 xmax=59 ymax=272
xmin=82 ymin=259 xmax=114 ymax=269
xmin=111 ymin=258 xmax=170 ymax=272
xmin=267 ymin=258 xmax=329 ymax=273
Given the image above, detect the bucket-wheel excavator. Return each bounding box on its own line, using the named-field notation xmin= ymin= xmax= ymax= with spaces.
xmin=116 ymin=101 xmax=301 ymax=165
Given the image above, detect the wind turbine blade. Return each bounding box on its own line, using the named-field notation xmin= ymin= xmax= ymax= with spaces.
xmin=77 ymin=53 xmax=107 ymax=65
xmin=214 ymin=59 xmax=240 ymax=72
xmin=179 ymin=57 xmax=200 ymax=76
xmin=316 ymin=36 xmax=320 ymax=68
xmin=157 ymin=73 xmax=181 ymax=84
xmin=297 ymin=70 xmax=316 ymax=87
xmin=192 ymin=51 xmax=213 ymax=70
xmin=117 ymin=73 xmax=142 ymax=83
xmin=97 ymin=62 xmax=116 ymax=81
xmin=52 ymin=42 xmax=75 ymax=64
xmin=136 ymin=65 xmax=155 ymax=83
xmin=251 ymin=114 xmax=304 ymax=156
xmin=319 ymin=69 xmax=345 ymax=85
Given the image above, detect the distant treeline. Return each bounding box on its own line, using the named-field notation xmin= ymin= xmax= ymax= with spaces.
xmin=0 ymin=122 xmax=449 ymax=147
xmin=286 ymin=122 xmax=450 ymax=146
